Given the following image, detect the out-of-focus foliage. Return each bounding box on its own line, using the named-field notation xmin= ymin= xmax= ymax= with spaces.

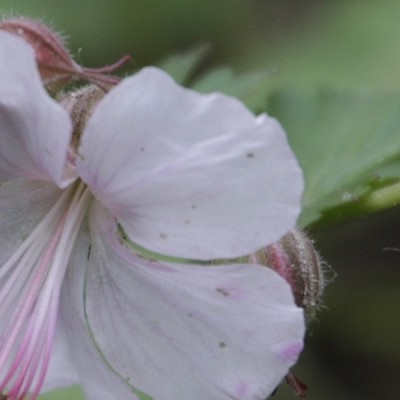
xmin=3 ymin=0 xmax=400 ymax=90
xmin=1 ymin=1 xmax=399 ymax=399
xmin=39 ymin=386 xmax=83 ymax=400
xmin=267 ymin=90 xmax=400 ymax=227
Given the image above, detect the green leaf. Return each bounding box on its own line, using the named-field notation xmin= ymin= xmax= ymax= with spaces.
xmin=192 ymin=67 xmax=275 ymax=112
xmin=266 ymin=89 xmax=400 ymax=227
xmin=158 ymin=44 xmax=210 ymax=85
xmin=38 ymin=385 xmax=84 ymax=400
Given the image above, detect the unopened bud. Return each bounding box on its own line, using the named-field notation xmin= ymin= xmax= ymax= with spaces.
xmin=250 ymin=229 xmax=325 ymax=321
xmin=0 ymin=17 xmax=131 ymax=91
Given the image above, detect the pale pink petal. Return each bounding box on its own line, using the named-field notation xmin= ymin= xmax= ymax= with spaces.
xmin=0 ymin=180 xmax=62 ymax=266
xmin=62 ymin=203 xmax=304 ymax=400
xmin=40 ymin=316 xmax=78 ymax=392
xmin=60 ymin=223 xmax=143 ymax=400
xmin=77 ymin=67 xmax=303 ymax=259
xmin=0 ymin=31 xmax=74 ymax=187
xmin=0 ymin=181 xmax=75 ymax=395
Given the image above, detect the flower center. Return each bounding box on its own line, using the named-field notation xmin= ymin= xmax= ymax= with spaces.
xmin=0 ymin=181 xmax=91 ymax=400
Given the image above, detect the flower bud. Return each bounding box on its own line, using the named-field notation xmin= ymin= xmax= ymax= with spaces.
xmin=250 ymin=229 xmax=326 ymax=321
xmin=0 ymin=17 xmax=131 ymax=91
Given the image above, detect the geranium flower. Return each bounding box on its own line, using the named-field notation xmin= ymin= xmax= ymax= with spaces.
xmin=0 ymin=30 xmax=304 ymax=400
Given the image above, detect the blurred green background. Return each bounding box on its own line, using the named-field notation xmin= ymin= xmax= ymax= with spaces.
xmin=1 ymin=1 xmax=399 ymax=399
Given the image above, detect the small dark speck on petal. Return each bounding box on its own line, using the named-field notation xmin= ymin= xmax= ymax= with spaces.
xmin=216 ymin=287 xmax=229 ymax=296
xmin=160 ymin=232 xmax=168 ymax=239
xmin=140 ymin=147 xmax=145 ymax=152
xmin=185 ymin=219 xmax=190 ymax=224
xmin=191 ymin=204 xmax=197 ymax=209
xmin=246 ymin=152 xmax=255 ymax=158
xmin=86 ymin=244 xmax=91 ymax=260
xmin=219 ymin=341 xmax=226 ymax=348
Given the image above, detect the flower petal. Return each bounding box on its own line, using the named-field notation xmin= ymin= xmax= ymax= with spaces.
xmin=77 ymin=67 xmax=303 ymax=259
xmin=60 ymin=220 xmax=143 ymax=400
xmin=0 ymin=181 xmax=76 ymax=395
xmin=62 ymin=203 xmax=304 ymax=400
xmin=41 ymin=316 xmax=78 ymax=393
xmin=0 ymin=180 xmax=62 ymax=266
xmin=0 ymin=31 xmax=74 ymax=187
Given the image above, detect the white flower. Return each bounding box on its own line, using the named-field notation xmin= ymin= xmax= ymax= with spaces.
xmin=0 ymin=31 xmax=304 ymax=400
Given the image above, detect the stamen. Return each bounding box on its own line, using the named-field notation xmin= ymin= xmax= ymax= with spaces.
xmin=0 ymin=182 xmax=91 ymax=400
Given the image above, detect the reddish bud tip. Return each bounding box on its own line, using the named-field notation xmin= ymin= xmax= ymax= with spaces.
xmin=0 ymin=17 xmax=132 ymax=91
